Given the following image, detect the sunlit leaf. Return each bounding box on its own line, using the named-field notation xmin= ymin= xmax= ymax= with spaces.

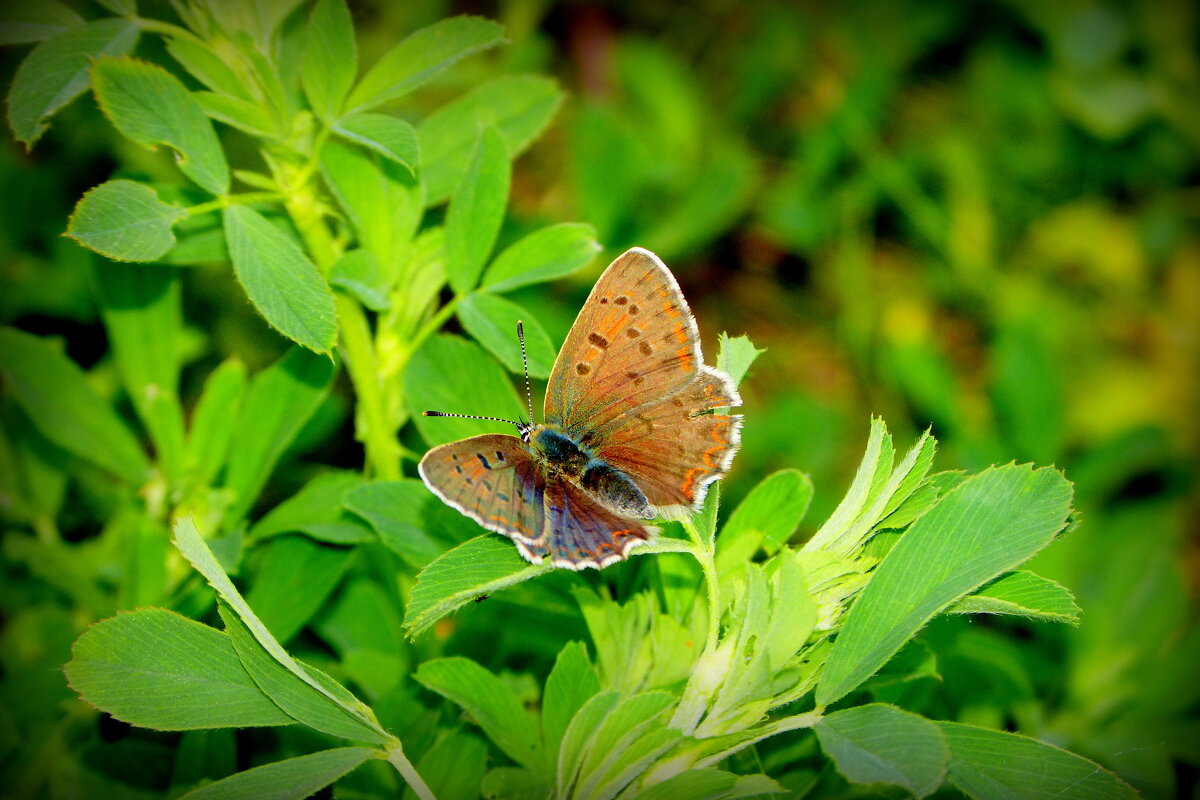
xmin=6 ymin=18 xmax=138 ymax=146
xmin=67 ymin=180 xmax=187 ymax=262
xmin=91 ymin=56 xmax=230 ymax=195
xmin=65 ymin=608 xmax=293 ymax=730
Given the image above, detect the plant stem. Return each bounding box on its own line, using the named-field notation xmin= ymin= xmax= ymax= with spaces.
xmin=338 ymin=294 xmax=402 ymax=478
xmin=284 ymin=189 xmax=401 ymax=479
xmin=682 ymin=517 xmax=722 ymax=653
xmin=384 ymin=740 xmax=437 ymax=800
xmin=186 ymin=192 xmax=283 ymax=217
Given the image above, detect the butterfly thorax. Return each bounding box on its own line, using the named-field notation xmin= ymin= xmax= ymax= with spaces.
xmin=528 ymin=425 xmax=590 ymax=477
xmin=527 ymin=425 xmax=654 ymax=520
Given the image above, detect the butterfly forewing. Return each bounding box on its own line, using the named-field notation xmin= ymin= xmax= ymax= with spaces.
xmin=595 ymin=366 xmax=741 ymax=516
xmin=417 ymin=435 xmax=544 ymax=545
xmin=545 ymin=248 xmax=708 ymax=440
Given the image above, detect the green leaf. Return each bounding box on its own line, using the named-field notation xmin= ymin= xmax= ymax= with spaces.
xmin=481 ymin=768 xmax=552 ymax=800
xmin=403 ymin=535 xmax=545 ymax=638
xmin=217 ymin=603 xmax=387 ymax=744
xmin=93 ymin=260 xmax=187 ymax=483
xmin=5 ymin=18 xmax=138 ymax=147
xmin=556 ymin=691 xmax=618 ymax=796
xmin=320 ymin=140 xmax=422 ymax=285
xmin=244 ymin=536 xmax=356 ymax=644
xmin=404 ymin=334 xmax=526 ymax=447
xmin=542 ymin=642 xmax=601 ymax=772
xmin=180 ymin=747 xmax=376 ymax=800
xmin=67 ymin=180 xmax=187 ymax=262
xmin=481 ymin=223 xmax=600 ymax=293
xmin=315 ymin=578 xmax=405 ymax=699
xmin=716 ymin=333 xmax=764 ymax=390
xmin=817 ymin=464 xmax=1074 ymax=706
xmin=165 ymin=37 xmax=250 ymax=100
xmin=346 ymin=16 xmax=505 ymax=112
xmin=635 ymin=768 xmax=737 ymax=800
xmin=186 ymin=358 xmax=246 ymax=485
xmin=301 ymin=0 xmax=357 ymax=122
xmin=405 ymin=731 xmax=489 ymax=800
xmin=815 ymin=704 xmax=947 ymax=798
xmin=446 ymin=126 xmax=510 ymax=294
xmin=718 ymin=469 xmax=813 ymax=556
xmin=223 ymin=205 xmax=338 ymax=353
xmin=250 ymin=471 xmax=374 ymax=545
xmin=222 ymin=347 xmax=336 ymax=526
xmin=571 ymin=692 xmax=676 ymax=798
xmin=418 ymin=75 xmax=564 ymax=204
xmin=194 ymin=91 xmax=278 ymax=138
xmin=0 ymin=2 xmax=83 ymax=46
xmin=415 ymin=657 xmax=545 ymax=773
xmin=946 ymin=570 xmax=1080 ymax=624
xmin=333 ymin=113 xmax=419 ymax=173
xmin=457 ymin=294 xmax=555 ymax=379
xmin=0 ymin=327 xmax=149 ymax=484
xmin=329 ymin=249 xmax=389 ymax=311
xmin=938 ymin=722 xmax=1137 ymax=800
xmin=173 ymin=517 xmax=389 ymax=743
xmin=343 ymin=479 xmax=458 ymax=568
xmin=91 ymin=56 xmax=230 ymax=195
xmin=64 ymin=608 xmax=293 ymax=730
xmin=95 ymin=0 xmax=136 ymax=17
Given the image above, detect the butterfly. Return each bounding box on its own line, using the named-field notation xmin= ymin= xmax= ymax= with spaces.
xmin=418 ymin=247 xmax=742 ymax=570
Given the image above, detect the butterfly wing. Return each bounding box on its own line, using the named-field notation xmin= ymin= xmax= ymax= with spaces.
xmin=546 ymin=247 xmax=718 ymax=440
xmin=544 ymin=247 xmax=742 ymax=517
xmin=417 ymin=434 xmax=545 ymax=549
xmin=592 ymin=367 xmax=741 ymax=517
xmin=537 ymin=478 xmax=657 ymax=570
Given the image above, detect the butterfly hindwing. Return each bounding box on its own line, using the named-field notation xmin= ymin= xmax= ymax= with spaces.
xmin=538 ymin=478 xmax=657 ymax=570
xmin=417 ymin=434 xmax=545 ymax=546
xmin=545 ymin=248 xmax=709 ymax=441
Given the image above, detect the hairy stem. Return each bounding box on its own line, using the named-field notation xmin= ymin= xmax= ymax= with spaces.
xmin=682 ymin=517 xmax=722 ymax=653
xmin=285 ymin=189 xmax=400 ymax=479
xmin=384 ymin=740 xmax=437 ymax=800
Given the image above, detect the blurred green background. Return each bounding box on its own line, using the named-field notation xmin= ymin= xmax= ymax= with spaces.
xmin=2 ymin=0 xmax=1197 ymax=797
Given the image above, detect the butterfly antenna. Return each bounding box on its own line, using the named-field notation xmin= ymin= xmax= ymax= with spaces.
xmin=517 ymin=320 xmax=535 ymax=425
xmin=422 ymin=411 xmax=523 ymax=426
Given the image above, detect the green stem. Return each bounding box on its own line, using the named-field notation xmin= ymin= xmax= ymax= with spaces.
xmin=338 ymin=294 xmax=402 ymax=478
xmin=384 ymin=740 xmax=437 ymax=800
xmin=682 ymin=517 xmax=722 ymax=653
xmin=284 ymin=190 xmax=401 ymax=479
xmin=187 ymin=192 xmax=283 ymax=217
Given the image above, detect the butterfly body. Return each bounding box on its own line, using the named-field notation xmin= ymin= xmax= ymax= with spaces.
xmin=419 ymin=247 xmax=742 ymax=570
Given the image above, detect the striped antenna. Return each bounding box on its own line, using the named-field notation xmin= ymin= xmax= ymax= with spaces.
xmin=516 ymin=321 xmax=535 ymax=425
xmin=422 ymin=410 xmax=524 ymax=426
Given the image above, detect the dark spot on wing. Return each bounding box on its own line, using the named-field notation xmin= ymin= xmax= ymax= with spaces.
xmin=629 ymin=304 xmax=640 ymax=315
xmin=477 ymin=453 xmax=491 ymax=469
xmin=615 ymin=295 xmax=628 ymax=305
xmin=639 ymin=341 xmax=653 ymax=356
xmin=626 ymin=327 xmax=640 ymax=338
xmin=495 ymin=450 xmax=506 ymax=462
xmin=455 ymin=465 xmax=463 ymax=474
xmin=626 ymin=371 xmax=645 ymax=387
xmin=576 ymin=362 xmax=591 ymax=375
xmin=496 ymin=491 xmax=510 ymax=502
xmin=599 ymin=297 xmax=609 ymax=304
xmin=588 ymin=332 xmax=609 ymax=349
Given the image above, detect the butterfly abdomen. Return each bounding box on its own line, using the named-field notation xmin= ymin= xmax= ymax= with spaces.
xmin=580 ymin=461 xmax=653 ymax=519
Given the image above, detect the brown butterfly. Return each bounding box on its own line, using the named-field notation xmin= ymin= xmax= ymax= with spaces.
xmin=419 ymin=247 xmax=742 ymax=569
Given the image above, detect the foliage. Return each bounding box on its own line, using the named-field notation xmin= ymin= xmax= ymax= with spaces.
xmin=1 ymin=1 xmax=1195 ymax=799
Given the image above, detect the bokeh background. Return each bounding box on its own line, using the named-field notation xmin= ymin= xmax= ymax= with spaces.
xmin=2 ymin=0 xmax=1197 ymax=797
